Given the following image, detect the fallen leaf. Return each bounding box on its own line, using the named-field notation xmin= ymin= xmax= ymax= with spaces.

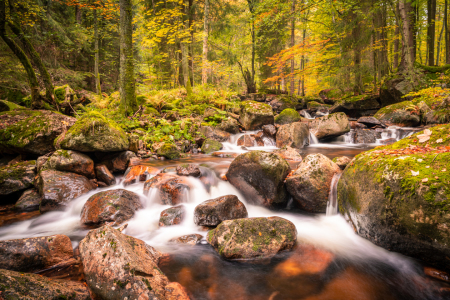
xmin=442 ymin=169 xmax=447 ymax=172
xmin=422 ymin=178 xmax=429 ymax=183
xmin=435 ymin=176 xmax=439 ymax=180
xmin=436 ymin=138 xmax=443 ymax=143
xmin=411 ymin=170 xmax=419 ymax=176
xmin=417 ymin=129 xmax=432 ymax=143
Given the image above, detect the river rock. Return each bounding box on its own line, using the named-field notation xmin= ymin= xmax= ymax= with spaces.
xmin=329 ymin=95 xmax=381 ymax=118
xmin=169 ymin=234 xmax=203 ymax=245
xmin=143 ymin=173 xmax=178 ymax=196
xmin=95 ymin=164 xmax=116 ymax=186
xmin=239 ymin=101 xmax=274 ymax=130
xmin=176 ymin=163 xmax=201 ymax=177
xmin=79 ymin=225 xmax=169 ymax=300
xmin=38 ymin=170 xmax=95 ymax=212
xmin=237 ymin=134 xmax=256 ymax=147
xmin=380 ymin=76 xmax=413 ymax=107
xmin=262 ymin=124 xmax=277 ymax=137
xmin=165 ymin=282 xmax=191 ymax=300
xmin=80 ymin=189 xmax=142 ymax=227
xmin=200 ymin=126 xmax=231 ymax=142
xmin=0 ymin=235 xmax=74 ymax=272
xmin=44 ymin=149 xmax=95 ymax=178
xmin=274 ymin=108 xmax=302 ymax=125
xmin=0 ymin=268 xmax=90 ymax=300
xmin=274 ymin=146 xmax=303 ymax=162
xmin=0 ymin=109 xmax=75 ymax=155
xmin=207 ymin=217 xmax=297 ymax=259
xmin=123 ymin=165 xmax=160 ymax=186
xmin=201 ymin=139 xmax=223 ymax=154
xmin=309 ymin=112 xmax=350 ymax=140
xmin=159 ymin=205 xmax=186 ymax=227
xmin=286 ymin=154 xmax=340 ymax=213
xmin=226 ymin=151 xmax=290 ymax=208
xmin=338 ymin=124 xmax=450 ymax=270
xmin=357 ymin=116 xmax=382 ymax=127
xmin=374 ymin=100 xmax=421 ymax=127
xmin=354 ymin=129 xmax=381 ymax=144
xmin=276 ymin=122 xmax=310 ymax=149
xmin=56 ymin=111 xmax=129 ymax=152
xmin=144 ymin=174 xmax=190 ymax=205
xmin=15 ymin=188 xmax=41 ymax=212
xmin=194 ymin=195 xmax=248 ymax=227
xmin=157 ymin=143 xmax=181 ymax=159
xmin=332 ymin=156 xmax=352 ymax=170
xmin=0 ymin=160 xmax=36 ymax=198
xmin=101 ymin=150 xmax=137 ymax=173
xmin=218 ymin=117 xmax=240 ymax=134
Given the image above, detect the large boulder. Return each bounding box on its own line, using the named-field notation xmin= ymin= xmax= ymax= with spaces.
xmin=44 ymin=149 xmax=95 ymax=178
xmin=0 ymin=268 xmax=90 ymax=300
xmin=262 ymin=124 xmax=277 ymax=137
xmin=276 ymin=122 xmax=310 ymax=149
xmin=239 ymin=101 xmax=274 ymax=130
xmin=15 ymin=188 xmax=41 ymax=212
xmin=226 ymin=151 xmax=290 ymax=208
xmin=37 ymin=170 xmax=95 ymax=212
xmin=218 ymin=117 xmax=240 ymax=134
xmin=380 ymin=76 xmax=413 ymax=107
xmin=337 ymin=124 xmax=450 ymax=270
xmin=329 ymin=95 xmax=381 ymax=118
xmin=79 ymin=225 xmax=169 ymax=300
xmin=0 ymin=110 xmax=76 ymax=155
xmin=0 ymin=235 xmax=74 ymax=272
xmin=374 ymin=100 xmax=421 ymax=127
xmin=56 ymin=111 xmax=129 ymax=152
xmin=207 ymin=217 xmax=297 ymax=259
xmin=309 ymin=112 xmax=350 ymax=140
xmin=274 ymin=146 xmax=303 ymax=162
xmin=201 ymin=139 xmax=223 ymax=154
xmin=159 ymin=205 xmax=186 ymax=227
xmin=157 ymin=143 xmax=181 ymax=159
xmin=274 ymin=108 xmax=302 ymax=125
xmin=199 ymin=126 xmax=231 ymax=142
xmin=332 ymin=156 xmax=352 ymax=170
xmin=0 ymin=160 xmax=36 ymax=198
xmin=194 ymin=195 xmax=248 ymax=227
xmin=80 ymin=189 xmax=142 ymax=227
xmin=286 ymin=154 xmax=340 ymax=213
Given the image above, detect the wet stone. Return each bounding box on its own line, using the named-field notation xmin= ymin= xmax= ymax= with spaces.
xmin=176 ymin=163 xmax=201 ymax=177
xmin=159 ymin=205 xmax=186 ymax=227
xmin=274 ymin=146 xmax=303 ymax=162
xmin=123 ymin=165 xmax=160 ymax=186
xmin=80 ymin=189 xmax=142 ymax=227
xmin=357 ymin=116 xmax=382 ymax=127
xmin=0 ymin=234 xmax=74 ymax=272
xmin=332 ymin=156 xmax=352 ymax=170
xmin=44 ymin=149 xmax=95 ymax=178
xmin=169 ymin=234 xmax=203 ymax=245
xmin=95 ymin=164 xmax=116 ymax=186
xmin=15 ymin=188 xmax=41 ymax=212
xmin=194 ymin=195 xmax=248 ymax=227
xmin=262 ymin=124 xmax=277 ymax=137
xmin=0 ymin=160 xmax=36 ymax=197
xmin=237 ymin=134 xmax=256 ymax=147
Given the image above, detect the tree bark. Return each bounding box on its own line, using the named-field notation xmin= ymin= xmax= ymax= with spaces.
xmin=181 ymin=0 xmax=192 ymax=94
xmin=94 ymin=9 xmax=102 ymax=97
xmin=399 ymin=0 xmax=415 ymax=71
xmin=246 ymin=0 xmax=256 ymax=93
xmin=202 ymin=0 xmax=209 ymax=84
xmin=119 ymin=0 xmax=137 ymax=115
xmin=290 ymin=0 xmax=295 ymax=95
xmin=446 ymin=0 xmax=450 ymax=63
xmin=394 ymin=2 xmax=400 ymax=70
xmin=351 ymin=10 xmax=362 ymax=94
xmin=427 ymin=0 xmax=437 ymax=66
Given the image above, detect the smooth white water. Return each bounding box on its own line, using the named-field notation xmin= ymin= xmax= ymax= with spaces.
xmin=326 ymin=172 xmax=342 ymax=216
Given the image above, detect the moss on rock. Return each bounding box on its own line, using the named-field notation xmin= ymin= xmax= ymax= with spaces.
xmin=274 ymin=108 xmax=302 ymax=125
xmin=239 ymin=101 xmax=274 ymax=130
xmin=0 ymin=100 xmax=25 ymax=112
xmin=157 ymin=143 xmax=180 ymax=159
xmin=201 ymin=139 xmax=223 ymax=154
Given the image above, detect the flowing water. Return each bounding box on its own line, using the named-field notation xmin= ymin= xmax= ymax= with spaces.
xmin=0 ymin=131 xmax=447 ymax=300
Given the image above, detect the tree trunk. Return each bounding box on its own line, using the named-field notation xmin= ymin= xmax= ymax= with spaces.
xmin=351 ymin=10 xmax=362 ymax=94
xmin=446 ymin=0 xmax=450 ymax=63
xmin=94 ymin=9 xmax=102 ymax=97
xmin=181 ymin=0 xmax=192 ymax=94
xmin=202 ymin=0 xmax=209 ymax=84
xmin=246 ymin=0 xmax=256 ymax=93
xmin=394 ymin=2 xmax=400 ymax=70
xmin=75 ymin=5 xmax=82 ymax=24
xmin=427 ymin=0 xmax=437 ymax=66
xmin=290 ymin=0 xmax=296 ymax=95
xmin=119 ymin=0 xmax=137 ymax=115
xmin=399 ymin=0 xmax=415 ymax=71
xmin=437 ymin=18 xmax=444 ymax=65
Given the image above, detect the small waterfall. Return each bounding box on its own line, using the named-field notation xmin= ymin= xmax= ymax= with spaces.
xmin=309 ymin=132 xmax=319 ymax=144
xmin=304 ymin=111 xmax=314 ymax=119
xmin=326 ymin=172 xmax=342 ymax=216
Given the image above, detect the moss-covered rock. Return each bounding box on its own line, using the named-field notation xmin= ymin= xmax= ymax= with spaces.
xmin=218 ymin=116 xmax=240 ymax=134
xmin=43 ymin=149 xmax=95 ymax=178
xmin=239 ymin=101 xmax=274 ymax=130
xmin=56 ymin=111 xmax=129 ymax=152
xmin=0 ymin=110 xmax=76 ymax=155
xmin=309 ymin=112 xmax=350 ymax=140
xmin=200 ymin=126 xmax=230 ymax=142
xmin=274 ymin=108 xmax=302 ymax=125
xmin=207 ymin=217 xmax=297 ymax=260
xmin=286 ymin=154 xmax=340 ymax=213
xmin=157 ymin=143 xmax=180 ymax=159
xmin=338 ymin=124 xmax=450 ymax=270
xmin=373 ymin=100 xmax=421 ymax=127
xmin=159 ymin=205 xmax=186 ymax=227
xmin=329 ymin=95 xmax=381 ymax=118
xmin=201 ymin=139 xmax=223 ymax=154
xmin=0 ymin=160 xmax=36 ymax=198
xmin=0 ymin=100 xmax=25 ymax=112
xmin=276 ymin=122 xmax=310 ymax=149
xmin=194 ymin=195 xmax=248 ymax=227
xmin=54 ymin=84 xmax=78 ymax=103
xmin=226 ymin=151 xmax=290 ymax=208
xmin=307 ymin=101 xmax=331 ymax=110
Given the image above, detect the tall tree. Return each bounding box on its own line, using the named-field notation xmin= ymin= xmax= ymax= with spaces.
xmin=427 ymin=0 xmax=437 ymax=66
xmin=446 ymin=0 xmax=450 ymax=63
xmin=94 ymin=8 xmax=102 ymax=97
xmin=202 ymin=0 xmax=209 ymax=85
xmin=119 ymin=0 xmax=137 ymax=115
xmin=245 ymin=0 xmax=257 ymax=93
xmin=290 ymin=0 xmax=295 ymax=95
xmin=399 ymin=0 xmax=415 ymax=71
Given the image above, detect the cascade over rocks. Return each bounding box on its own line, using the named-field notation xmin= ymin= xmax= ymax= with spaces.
xmin=144 ymin=174 xmax=190 ymax=205
xmin=79 ymin=225 xmax=169 ymax=300
xmin=237 ymin=134 xmax=256 ymax=147
xmin=338 ymin=124 xmax=450 ymax=270
xmin=353 ymin=129 xmax=382 ymax=144
xmin=207 ymin=217 xmax=297 ymax=260
xmin=0 ymin=268 xmax=90 ymax=300
xmin=80 ymin=189 xmax=142 ymax=227
xmin=0 ymin=110 xmax=76 ymax=155
xmin=123 ymin=165 xmax=160 ymax=186
xmin=38 ymin=170 xmax=95 ymax=212
xmin=143 ymin=173 xmax=178 ymax=196
xmin=276 ymin=122 xmax=310 ymax=149
xmin=43 ymin=149 xmax=95 ymax=178
xmin=0 ymin=234 xmax=74 ymax=272
xmin=15 ymin=188 xmax=41 ymax=212
xmin=194 ymin=195 xmax=248 ymax=227
xmin=226 ymin=151 xmax=290 ymax=208
xmin=0 ymin=160 xmax=36 ymax=199
xmin=159 ymin=205 xmax=186 ymax=227
xmin=239 ymin=101 xmax=274 ymax=130
xmin=309 ymin=112 xmax=350 ymax=140
xmin=286 ymin=154 xmax=340 ymax=213
xmin=56 ymin=111 xmax=129 ymax=152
